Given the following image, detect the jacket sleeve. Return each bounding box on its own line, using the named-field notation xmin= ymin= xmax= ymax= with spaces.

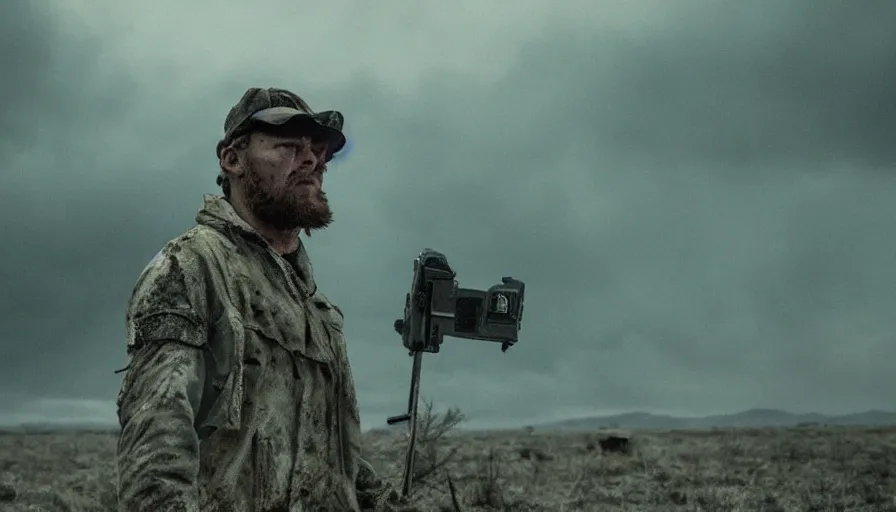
xmin=115 ymin=245 xmax=209 ymax=512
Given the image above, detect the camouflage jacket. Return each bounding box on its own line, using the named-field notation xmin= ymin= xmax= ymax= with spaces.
xmin=116 ymin=195 xmax=400 ymax=512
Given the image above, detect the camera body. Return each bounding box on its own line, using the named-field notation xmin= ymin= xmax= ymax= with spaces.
xmin=393 ymin=248 xmax=525 ymax=353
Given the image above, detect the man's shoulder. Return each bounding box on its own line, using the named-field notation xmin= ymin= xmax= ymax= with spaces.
xmin=168 ymin=224 xmax=236 ymax=256
xmin=131 ymin=225 xmax=235 ymax=302
xmin=126 ymin=226 xmax=226 ymax=351
xmin=142 ymin=225 xmax=234 ymax=271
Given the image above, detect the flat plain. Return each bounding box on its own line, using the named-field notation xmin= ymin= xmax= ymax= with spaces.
xmin=0 ymin=426 xmax=895 ymax=511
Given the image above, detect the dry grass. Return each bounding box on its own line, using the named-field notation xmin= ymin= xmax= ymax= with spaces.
xmin=1 ymin=425 xmax=896 ymax=511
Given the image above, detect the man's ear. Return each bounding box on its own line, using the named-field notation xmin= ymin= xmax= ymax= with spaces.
xmin=219 ymin=145 xmax=246 ymax=178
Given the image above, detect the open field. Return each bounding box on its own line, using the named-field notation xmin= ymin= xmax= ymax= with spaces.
xmin=0 ymin=426 xmax=895 ymax=511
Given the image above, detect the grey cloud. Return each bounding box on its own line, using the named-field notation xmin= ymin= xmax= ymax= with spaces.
xmin=1 ymin=0 xmax=895 ymax=430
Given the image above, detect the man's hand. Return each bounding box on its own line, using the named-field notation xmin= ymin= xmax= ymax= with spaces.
xmin=356 ymin=458 xmax=421 ymax=511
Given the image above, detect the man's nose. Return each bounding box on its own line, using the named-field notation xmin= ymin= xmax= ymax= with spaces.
xmin=293 ymin=139 xmax=318 ymax=170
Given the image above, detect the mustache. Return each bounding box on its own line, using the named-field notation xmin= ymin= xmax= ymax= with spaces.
xmin=287 ymin=166 xmax=326 ymax=185
xmin=287 ymin=173 xmax=317 ymax=186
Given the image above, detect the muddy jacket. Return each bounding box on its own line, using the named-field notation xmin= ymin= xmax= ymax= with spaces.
xmin=116 ymin=195 xmax=399 ymax=512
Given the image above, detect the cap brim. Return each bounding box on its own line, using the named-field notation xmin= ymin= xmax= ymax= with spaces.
xmin=252 ymin=106 xmax=307 ymax=124
xmin=250 ymin=107 xmax=346 ymax=157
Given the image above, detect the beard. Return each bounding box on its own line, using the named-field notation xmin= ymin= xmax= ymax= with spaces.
xmin=241 ymin=160 xmax=334 ymax=233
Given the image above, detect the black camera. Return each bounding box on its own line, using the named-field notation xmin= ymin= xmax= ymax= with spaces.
xmin=387 ymin=248 xmax=526 ymax=496
xmin=393 ymin=248 xmax=525 ymax=353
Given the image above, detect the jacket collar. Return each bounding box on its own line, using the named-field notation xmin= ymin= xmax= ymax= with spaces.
xmin=196 ymin=194 xmax=262 ymax=238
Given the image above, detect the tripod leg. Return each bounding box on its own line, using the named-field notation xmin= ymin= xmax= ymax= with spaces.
xmin=400 ymin=351 xmax=424 ymax=496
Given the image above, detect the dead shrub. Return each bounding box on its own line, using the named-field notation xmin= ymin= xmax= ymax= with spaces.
xmin=411 ymin=399 xmax=466 ymax=486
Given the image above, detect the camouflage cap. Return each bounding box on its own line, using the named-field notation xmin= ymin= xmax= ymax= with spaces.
xmin=215 ymin=87 xmax=346 ymax=160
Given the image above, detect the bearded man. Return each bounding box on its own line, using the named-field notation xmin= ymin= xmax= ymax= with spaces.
xmin=115 ymin=87 xmax=400 ymax=511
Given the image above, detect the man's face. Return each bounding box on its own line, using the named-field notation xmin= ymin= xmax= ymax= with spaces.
xmin=237 ymin=128 xmax=333 ymax=232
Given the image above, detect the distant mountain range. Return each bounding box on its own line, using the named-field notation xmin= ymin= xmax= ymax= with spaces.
xmin=0 ymin=420 xmax=118 ymax=434
xmin=533 ymin=408 xmax=896 ymax=430
xmin=2 ymin=409 xmax=895 ymax=434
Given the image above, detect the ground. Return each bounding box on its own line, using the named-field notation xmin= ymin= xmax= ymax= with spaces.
xmin=0 ymin=426 xmax=894 ymax=511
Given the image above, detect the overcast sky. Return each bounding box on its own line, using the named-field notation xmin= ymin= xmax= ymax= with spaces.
xmin=1 ymin=0 xmax=894 ymax=429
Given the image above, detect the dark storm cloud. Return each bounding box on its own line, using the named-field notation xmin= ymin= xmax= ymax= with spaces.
xmin=1 ymin=0 xmax=894 ymax=428
xmin=353 ymin=0 xmax=896 ymax=424
xmin=586 ymin=1 xmax=896 ymax=170
xmin=0 ymin=1 xmax=47 ymax=158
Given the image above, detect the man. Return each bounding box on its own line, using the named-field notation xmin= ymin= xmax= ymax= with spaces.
xmin=116 ymin=87 xmax=401 ymax=511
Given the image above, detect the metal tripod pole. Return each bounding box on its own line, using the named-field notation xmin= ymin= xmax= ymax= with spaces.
xmin=387 ymin=349 xmax=424 ymax=497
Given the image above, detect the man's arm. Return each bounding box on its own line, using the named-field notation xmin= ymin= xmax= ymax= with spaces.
xmin=115 ymin=245 xmax=209 ymax=512
xmin=117 ymin=342 xmax=205 ymax=511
